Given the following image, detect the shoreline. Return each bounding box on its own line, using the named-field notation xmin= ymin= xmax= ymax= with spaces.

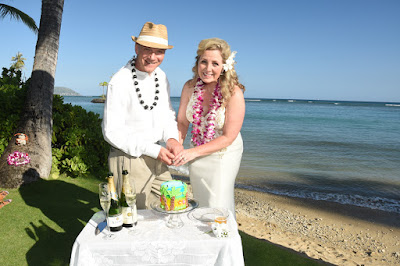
xmin=234 ymin=188 xmax=400 ymax=265
xmin=172 ymin=173 xmax=400 ymax=264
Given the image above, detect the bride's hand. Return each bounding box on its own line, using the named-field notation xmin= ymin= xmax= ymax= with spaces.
xmin=172 ymin=149 xmax=196 ymax=166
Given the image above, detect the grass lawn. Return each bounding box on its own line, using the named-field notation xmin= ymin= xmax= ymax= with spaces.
xmin=0 ymin=176 xmax=324 ymax=266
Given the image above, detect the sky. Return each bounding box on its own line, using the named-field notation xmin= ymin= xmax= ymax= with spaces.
xmin=1 ymin=0 xmax=399 ymax=102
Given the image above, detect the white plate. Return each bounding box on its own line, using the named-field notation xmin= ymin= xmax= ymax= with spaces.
xmin=191 ymin=207 xmax=229 ymax=223
xmin=150 ymin=199 xmax=198 ymax=215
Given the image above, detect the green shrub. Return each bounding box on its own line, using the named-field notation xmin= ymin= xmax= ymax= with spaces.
xmin=0 ymin=67 xmax=27 ymax=155
xmin=52 ymin=95 xmax=110 ymax=177
xmin=0 ymin=67 xmax=110 ymax=178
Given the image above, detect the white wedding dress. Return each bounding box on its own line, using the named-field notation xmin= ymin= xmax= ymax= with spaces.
xmin=186 ymin=92 xmax=243 ymax=218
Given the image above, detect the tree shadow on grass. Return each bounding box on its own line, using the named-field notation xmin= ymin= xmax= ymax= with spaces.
xmin=19 ymin=178 xmax=98 ymax=266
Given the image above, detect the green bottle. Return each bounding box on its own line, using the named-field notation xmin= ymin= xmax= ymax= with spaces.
xmin=106 ymin=172 xmax=123 ymax=231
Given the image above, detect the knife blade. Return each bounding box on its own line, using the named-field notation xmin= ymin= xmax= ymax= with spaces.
xmin=95 ymin=220 xmax=107 ymax=235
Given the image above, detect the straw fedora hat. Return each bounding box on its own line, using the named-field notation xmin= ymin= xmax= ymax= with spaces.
xmin=132 ymin=22 xmax=173 ymax=49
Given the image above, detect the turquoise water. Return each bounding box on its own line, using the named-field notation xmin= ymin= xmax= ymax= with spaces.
xmin=63 ymin=96 xmax=400 ymax=213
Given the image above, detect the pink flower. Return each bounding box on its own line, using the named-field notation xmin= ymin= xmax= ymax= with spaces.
xmin=191 ymin=78 xmax=222 ymax=146
xmin=7 ymin=151 xmax=31 ymax=166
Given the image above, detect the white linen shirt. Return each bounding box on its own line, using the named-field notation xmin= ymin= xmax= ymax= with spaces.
xmin=102 ymin=60 xmax=179 ymax=159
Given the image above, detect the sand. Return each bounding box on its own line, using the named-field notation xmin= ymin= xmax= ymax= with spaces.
xmin=172 ymin=172 xmax=400 ymax=265
xmin=234 ymin=188 xmax=400 ymax=266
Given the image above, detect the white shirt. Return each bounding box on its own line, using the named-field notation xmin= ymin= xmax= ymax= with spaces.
xmin=102 ymin=60 xmax=179 ymax=159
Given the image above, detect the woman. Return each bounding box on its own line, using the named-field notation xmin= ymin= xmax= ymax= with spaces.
xmin=173 ymin=38 xmax=245 ymax=217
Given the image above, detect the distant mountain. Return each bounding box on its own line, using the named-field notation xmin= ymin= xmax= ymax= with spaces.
xmin=54 ymin=87 xmax=81 ymax=96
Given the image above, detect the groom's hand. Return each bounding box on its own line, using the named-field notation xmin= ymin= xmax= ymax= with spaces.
xmin=157 ymin=147 xmax=175 ymax=165
xmin=166 ymin=139 xmax=183 ymax=156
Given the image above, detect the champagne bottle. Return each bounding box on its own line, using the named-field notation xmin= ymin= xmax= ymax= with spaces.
xmin=106 ymin=172 xmax=123 ymax=232
xmin=121 ymin=170 xmax=138 ymax=227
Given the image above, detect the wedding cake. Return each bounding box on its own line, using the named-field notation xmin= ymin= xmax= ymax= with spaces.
xmin=160 ymin=180 xmax=188 ymax=211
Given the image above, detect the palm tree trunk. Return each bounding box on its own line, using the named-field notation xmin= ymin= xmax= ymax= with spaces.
xmin=0 ymin=0 xmax=64 ymax=188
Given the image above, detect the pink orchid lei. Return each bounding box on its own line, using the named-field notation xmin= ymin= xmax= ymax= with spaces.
xmin=7 ymin=151 xmax=31 ymax=166
xmin=191 ymin=78 xmax=223 ymax=146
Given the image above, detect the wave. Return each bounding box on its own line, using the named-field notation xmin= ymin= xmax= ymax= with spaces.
xmin=236 ymin=183 xmax=400 ymax=214
xmin=245 ymin=99 xmax=261 ymax=102
xmin=241 ymin=98 xmax=400 ymax=107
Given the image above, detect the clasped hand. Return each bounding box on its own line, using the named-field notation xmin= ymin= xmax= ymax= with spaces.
xmin=157 ymin=139 xmax=183 ymax=165
xmin=157 ymin=139 xmax=195 ymax=166
xmin=171 ymin=148 xmax=196 ymax=167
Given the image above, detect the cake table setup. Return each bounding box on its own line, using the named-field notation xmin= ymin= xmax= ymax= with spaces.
xmin=69 ymin=180 xmax=245 ymax=265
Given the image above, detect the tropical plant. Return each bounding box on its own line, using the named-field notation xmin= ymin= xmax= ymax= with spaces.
xmin=11 ymin=52 xmax=26 ymax=70
xmin=0 ymin=1 xmax=38 ymax=33
xmin=0 ymin=0 xmax=65 ymax=188
xmin=0 ymin=67 xmax=27 ymax=156
xmin=51 ymin=95 xmax=109 ymax=178
xmin=0 ymin=67 xmax=109 ymax=179
xmin=99 ymin=81 xmax=108 ymax=98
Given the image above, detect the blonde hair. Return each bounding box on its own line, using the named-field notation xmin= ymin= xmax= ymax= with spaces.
xmin=191 ymin=38 xmax=245 ymax=105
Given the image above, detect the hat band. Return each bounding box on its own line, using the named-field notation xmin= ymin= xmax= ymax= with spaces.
xmin=137 ymin=35 xmax=168 ymax=46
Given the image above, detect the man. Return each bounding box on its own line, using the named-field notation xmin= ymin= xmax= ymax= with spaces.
xmin=102 ymin=22 xmax=182 ymax=209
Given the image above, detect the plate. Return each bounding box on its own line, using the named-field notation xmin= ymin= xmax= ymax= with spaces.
xmin=150 ymin=199 xmax=198 ymax=215
xmin=191 ymin=207 xmax=229 ymax=223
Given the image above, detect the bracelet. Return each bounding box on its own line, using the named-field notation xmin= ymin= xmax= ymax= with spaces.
xmin=7 ymin=151 xmax=31 ymax=166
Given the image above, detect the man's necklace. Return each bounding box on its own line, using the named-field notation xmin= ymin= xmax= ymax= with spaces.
xmin=130 ymin=58 xmax=160 ymax=110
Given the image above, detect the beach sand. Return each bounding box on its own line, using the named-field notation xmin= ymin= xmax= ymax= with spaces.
xmin=172 ymin=173 xmax=400 ymax=265
xmin=234 ymin=188 xmax=400 ymax=266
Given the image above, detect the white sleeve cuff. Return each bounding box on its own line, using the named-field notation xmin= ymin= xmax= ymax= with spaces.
xmin=143 ymin=143 xmax=161 ymax=159
xmin=163 ymin=127 xmax=179 ymax=143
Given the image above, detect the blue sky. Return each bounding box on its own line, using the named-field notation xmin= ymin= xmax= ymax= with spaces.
xmin=1 ymin=0 xmax=399 ymax=102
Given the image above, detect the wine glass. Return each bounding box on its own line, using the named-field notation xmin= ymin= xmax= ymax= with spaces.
xmin=99 ymin=182 xmax=116 ymax=240
xmin=124 ymin=179 xmax=138 ymax=235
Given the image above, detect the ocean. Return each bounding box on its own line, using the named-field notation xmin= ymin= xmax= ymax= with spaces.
xmin=63 ymin=96 xmax=400 ymax=214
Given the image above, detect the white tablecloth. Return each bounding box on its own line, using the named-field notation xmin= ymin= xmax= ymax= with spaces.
xmin=70 ymin=209 xmax=244 ymax=265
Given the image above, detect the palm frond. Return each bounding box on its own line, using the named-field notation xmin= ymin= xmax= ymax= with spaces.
xmin=0 ymin=4 xmax=38 ymax=33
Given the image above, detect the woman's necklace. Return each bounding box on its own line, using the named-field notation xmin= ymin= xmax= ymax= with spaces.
xmin=130 ymin=58 xmax=160 ymax=110
xmin=191 ymin=78 xmax=222 ymax=146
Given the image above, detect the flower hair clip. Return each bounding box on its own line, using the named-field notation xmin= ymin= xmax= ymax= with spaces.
xmin=222 ymin=51 xmax=237 ymax=72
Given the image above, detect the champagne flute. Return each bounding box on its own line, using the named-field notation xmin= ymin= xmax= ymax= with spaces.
xmin=124 ymin=179 xmax=138 ymax=235
xmin=99 ymin=182 xmax=116 ymax=240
